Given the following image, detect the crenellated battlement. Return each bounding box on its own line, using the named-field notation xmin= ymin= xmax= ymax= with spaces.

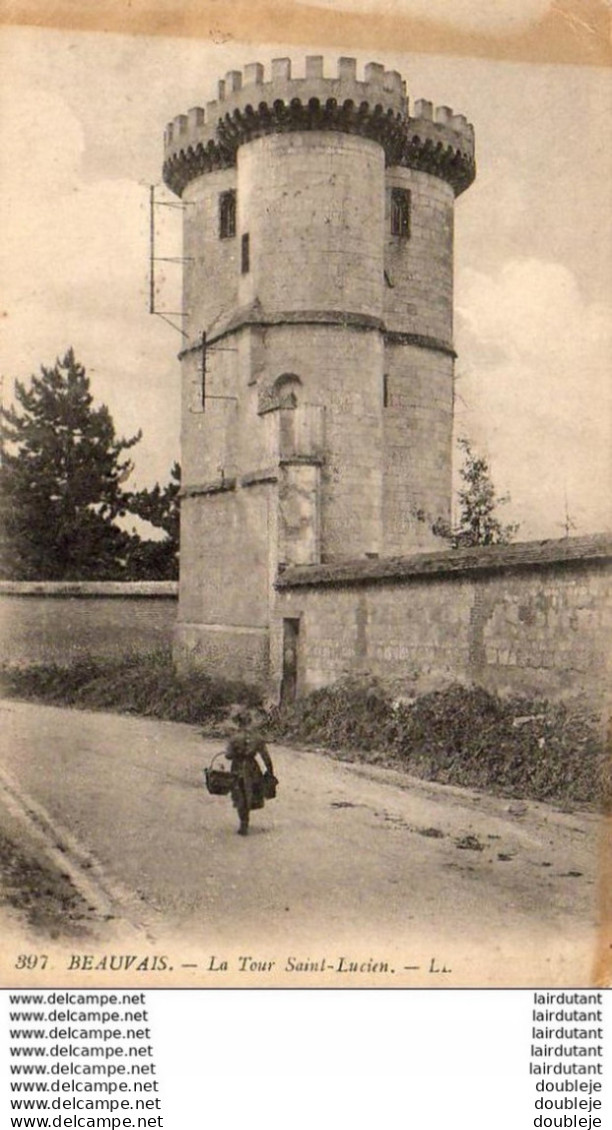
xmin=164 ymin=57 xmax=407 ymax=147
xmin=163 ymin=56 xmax=475 ymax=197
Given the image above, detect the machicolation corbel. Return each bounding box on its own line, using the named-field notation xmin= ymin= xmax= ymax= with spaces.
xmin=163 ymin=57 xmax=475 ymax=197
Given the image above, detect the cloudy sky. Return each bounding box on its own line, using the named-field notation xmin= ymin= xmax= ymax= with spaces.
xmin=1 ymin=2 xmax=610 ymax=538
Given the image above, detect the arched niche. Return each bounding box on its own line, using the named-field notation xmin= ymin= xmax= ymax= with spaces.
xmin=258 ymin=372 xmax=303 ymax=415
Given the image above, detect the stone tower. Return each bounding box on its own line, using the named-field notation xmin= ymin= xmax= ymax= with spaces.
xmin=163 ymin=57 xmax=475 ymax=688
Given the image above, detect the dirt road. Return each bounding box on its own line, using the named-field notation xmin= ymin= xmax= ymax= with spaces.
xmin=0 ymin=699 xmax=603 ymax=987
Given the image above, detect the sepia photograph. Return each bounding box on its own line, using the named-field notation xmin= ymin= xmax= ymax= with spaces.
xmin=0 ymin=0 xmax=610 ymax=988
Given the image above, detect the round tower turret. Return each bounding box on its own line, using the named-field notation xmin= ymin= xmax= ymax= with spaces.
xmin=163 ymin=56 xmax=475 ymax=684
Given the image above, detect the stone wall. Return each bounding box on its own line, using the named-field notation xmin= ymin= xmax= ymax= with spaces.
xmin=275 ymin=535 xmax=612 ymax=704
xmin=382 ymin=341 xmax=453 ymax=553
xmin=174 ymin=485 xmax=273 ymax=679
xmin=0 ymin=583 xmax=178 ymax=667
xmin=238 ymin=131 xmax=385 ymax=317
xmin=383 ymin=168 xmax=454 ymax=343
xmin=182 ymin=166 xmax=238 ymax=337
xmin=3 ymin=537 xmax=610 ymax=706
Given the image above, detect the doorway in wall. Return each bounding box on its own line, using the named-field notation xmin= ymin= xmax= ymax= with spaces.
xmin=280 ymin=618 xmax=300 ymax=705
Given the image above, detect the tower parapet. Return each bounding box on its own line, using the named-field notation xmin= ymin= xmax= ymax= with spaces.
xmin=163 ymin=56 xmax=475 ymax=198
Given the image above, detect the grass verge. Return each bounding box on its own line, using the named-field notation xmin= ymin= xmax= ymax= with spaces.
xmin=271 ymin=678 xmax=610 ymax=811
xmin=0 ymin=827 xmax=95 ymax=938
xmin=0 ymin=649 xmax=260 ymax=726
xmin=1 ymin=655 xmax=608 ymax=809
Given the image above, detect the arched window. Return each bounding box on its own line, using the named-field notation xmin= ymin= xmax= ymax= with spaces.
xmin=273 ymin=373 xmax=302 ymax=409
xmin=390 ymin=188 xmax=410 ymax=238
xmin=219 ymin=191 xmax=236 ymax=239
xmin=241 ymin=232 xmax=250 ymax=273
xmin=273 ymin=376 xmax=302 ymax=457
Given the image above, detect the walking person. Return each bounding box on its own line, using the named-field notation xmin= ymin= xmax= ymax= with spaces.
xmin=224 ymin=709 xmax=277 ymax=836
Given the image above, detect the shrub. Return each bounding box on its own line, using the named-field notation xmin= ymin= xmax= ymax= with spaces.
xmin=1 ymin=657 xmax=607 ymax=809
xmin=0 ymin=648 xmax=260 ymax=726
xmin=272 ymin=679 xmax=608 ymax=810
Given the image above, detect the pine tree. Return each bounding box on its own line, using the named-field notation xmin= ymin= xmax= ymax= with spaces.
xmin=0 ymin=349 xmax=141 ymax=579
xmin=124 ymin=462 xmax=181 ymax=580
xmin=433 ymin=438 xmax=519 ymax=548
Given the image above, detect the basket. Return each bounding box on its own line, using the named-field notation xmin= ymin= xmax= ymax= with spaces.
xmin=204 ymin=753 xmax=234 ymax=796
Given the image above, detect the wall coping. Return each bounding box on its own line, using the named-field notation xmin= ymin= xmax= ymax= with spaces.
xmin=276 ymin=533 xmax=612 ymax=590
xmin=0 ymin=581 xmax=179 ymax=599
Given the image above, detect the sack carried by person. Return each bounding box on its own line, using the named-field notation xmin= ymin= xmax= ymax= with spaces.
xmin=262 ymin=771 xmax=278 ymax=800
